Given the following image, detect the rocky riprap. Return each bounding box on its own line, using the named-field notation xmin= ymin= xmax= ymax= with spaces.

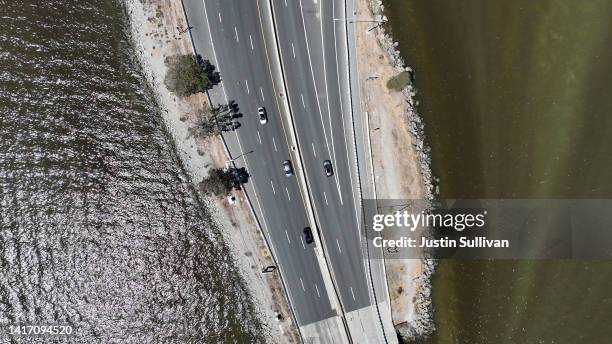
xmin=367 ymin=0 xmax=436 ymax=340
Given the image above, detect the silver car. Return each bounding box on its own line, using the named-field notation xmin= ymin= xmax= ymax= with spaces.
xmin=283 ymin=160 xmax=293 ymax=176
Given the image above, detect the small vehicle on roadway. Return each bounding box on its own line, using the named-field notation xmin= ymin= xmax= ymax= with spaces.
xmin=323 ymin=159 xmax=334 ymax=177
xmin=282 ymin=160 xmax=293 ymax=176
xmin=258 ymin=107 xmax=267 ymax=124
xmin=303 ymin=227 xmax=314 ymax=244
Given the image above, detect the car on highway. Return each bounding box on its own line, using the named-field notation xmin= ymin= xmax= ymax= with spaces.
xmin=303 ymin=227 xmax=314 ymax=244
xmin=323 ymin=159 xmax=334 ymax=177
xmin=258 ymin=106 xmax=267 ymax=124
xmin=282 ymin=160 xmax=293 ymax=176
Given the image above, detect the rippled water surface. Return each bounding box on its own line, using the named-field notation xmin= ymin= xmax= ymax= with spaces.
xmin=0 ymin=0 xmax=263 ymax=342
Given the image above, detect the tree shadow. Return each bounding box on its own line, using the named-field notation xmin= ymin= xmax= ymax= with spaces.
xmin=196 ymin=54 xmax=221 ymax=88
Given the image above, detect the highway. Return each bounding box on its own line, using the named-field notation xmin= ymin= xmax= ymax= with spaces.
xmin=270 ymin=0 xmax=371 ymax=311
xmin=181 ymin=0 xmax=385 ymax=339
xmin=182 ymin=0 xmax=337 ymax=326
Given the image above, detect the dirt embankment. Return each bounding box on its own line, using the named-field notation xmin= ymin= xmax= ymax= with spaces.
xmin=123 ymin=0 xmax=300 ymax=342
xmin=355 ymin=0 xmax=436 ymax=340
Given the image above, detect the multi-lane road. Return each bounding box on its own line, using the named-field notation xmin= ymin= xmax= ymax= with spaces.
xmin=181 ymin=0 xmax=382 ymax=339
xmin=270 ymin=0 xmax=373 ymax=311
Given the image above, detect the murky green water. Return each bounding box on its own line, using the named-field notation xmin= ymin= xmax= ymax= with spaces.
xmin=383 ymin=0 xmax=612 ymax=342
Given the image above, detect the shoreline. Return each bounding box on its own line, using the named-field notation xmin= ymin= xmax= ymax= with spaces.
xmin=121 ymin=0 xmax=300 ymax=342
xmin=357 ymin=0 xmax=437 ymax=340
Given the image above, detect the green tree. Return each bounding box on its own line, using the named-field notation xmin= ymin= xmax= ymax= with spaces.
xmin=199 ymin=167 xmax=247 ymax=196
xmin=164 ymin=54 xmax=214 ymax=97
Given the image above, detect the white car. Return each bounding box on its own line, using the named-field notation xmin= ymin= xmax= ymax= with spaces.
xmin=258 ymin=107 xmax=267 ymax=124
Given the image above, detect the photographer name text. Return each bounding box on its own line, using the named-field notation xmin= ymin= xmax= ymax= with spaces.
xmin=372 ymin=236 xmax=510 ymax=248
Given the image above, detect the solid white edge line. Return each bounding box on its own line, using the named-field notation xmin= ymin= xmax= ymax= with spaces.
xmin=334 ymin=0 xmax=361 ymax=240
xmin=298 ymin=0 xmax=343 ymax=204
xmin=320 ymin=0 xmax=341 ymax=194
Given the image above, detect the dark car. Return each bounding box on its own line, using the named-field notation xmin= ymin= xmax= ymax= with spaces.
xmin=282 ymin=160 xmax=293 ymax=176
xmin=303 ymin=227 xmax=314 ymax=244
xmin=323 ymin=159 xmax=333 ymax=177
xmin=233 ymin=167 xmax=249 ymax=184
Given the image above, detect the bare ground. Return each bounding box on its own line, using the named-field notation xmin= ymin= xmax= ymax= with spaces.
xmin=354 ymin=0 xmax=429 ymax=335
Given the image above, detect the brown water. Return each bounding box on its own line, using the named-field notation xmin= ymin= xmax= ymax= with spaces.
xmin=383 ymin=0 xmax=612 ymax=343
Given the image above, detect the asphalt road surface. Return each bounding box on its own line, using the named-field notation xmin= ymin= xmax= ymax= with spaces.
xmin=182 ymin=0 xmax=337 ymax=326
xmin=182 ymin=0 xmax=373 ymax=326
xmin=271 ymin=0 xmax=371 ymax=312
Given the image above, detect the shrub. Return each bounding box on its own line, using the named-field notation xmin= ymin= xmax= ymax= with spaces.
xmin=386 ymin=71 xmax=411 ymax=92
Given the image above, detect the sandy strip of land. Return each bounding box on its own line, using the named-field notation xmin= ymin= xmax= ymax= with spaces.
xmin=123 ymin=0 xmax=300 ymax=342
xmin=354 ymin=0 xmax=435 ymax=340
